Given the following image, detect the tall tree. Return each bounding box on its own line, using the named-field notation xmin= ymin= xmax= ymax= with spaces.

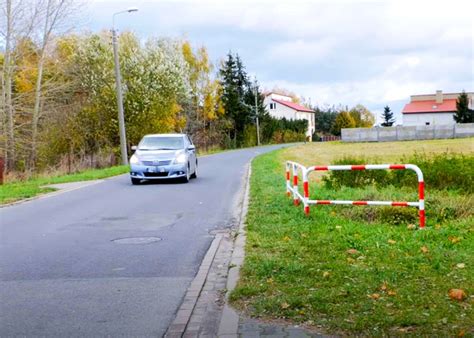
xmin=454 ymin=91 xmax=474 ymax=123
xmin=0 ymin=0 xmax=40 ymax=171
xmin=30 ymin=0 xmax=76 ymax=169
xmin=381 ymin=105 xmax=395 ymax=127
xmin=331 ymin=111 xmax=355 ymax=136
xmin=313 ymin=105 xmax=338 ymax=135
xmin=349 ymin=104 xmax=375 ymax=127
xmin=181 ymin=41 xmax=225 ymax=149
xmin=219 ymin=52 xmax=251 ymax=146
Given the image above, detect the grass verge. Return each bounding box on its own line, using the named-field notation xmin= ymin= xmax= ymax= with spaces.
xmin=230 ymin=139 xmax=473 ymax=336
xmin=0 ymin=165 xmax=129 ymax=205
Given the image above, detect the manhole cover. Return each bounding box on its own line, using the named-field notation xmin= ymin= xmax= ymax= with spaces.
xmin=112 ymin=237 xmax=162 ymax=244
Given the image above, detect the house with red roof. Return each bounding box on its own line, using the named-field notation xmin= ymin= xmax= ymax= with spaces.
xmin=402 ymin=90 xmax=473 ymax=126
xmin=263 ymin=92 xmax=315 ymax=140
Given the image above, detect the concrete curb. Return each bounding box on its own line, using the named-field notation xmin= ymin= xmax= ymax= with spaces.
xmin=165 ymin=233 xmax=224 ymax=337
xmin=217 ymin=163 xmax=252 ymax=337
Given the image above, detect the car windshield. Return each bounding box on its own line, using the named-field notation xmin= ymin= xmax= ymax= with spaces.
xmin=138 ymin=136 xmax=184 ymax=150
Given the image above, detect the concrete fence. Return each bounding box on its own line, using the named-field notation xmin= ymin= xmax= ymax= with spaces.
xmin=342 ymin=123 xmax=474 ymax=142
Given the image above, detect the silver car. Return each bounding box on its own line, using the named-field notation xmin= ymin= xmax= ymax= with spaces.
xmin=129 ymin=133 xmax=197 ymax=185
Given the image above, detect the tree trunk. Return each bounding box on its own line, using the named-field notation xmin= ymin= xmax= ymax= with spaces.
xmin=31 ymin=0 xmax=53 ymax=170
xmin=3 ymin=0 xmax=15 ymax=171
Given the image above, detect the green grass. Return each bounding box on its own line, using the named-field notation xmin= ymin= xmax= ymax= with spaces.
xmin=230 ymin=143 xmax=474 ymax=336
xmin=0 ymin=165 xmax=129 ymax=205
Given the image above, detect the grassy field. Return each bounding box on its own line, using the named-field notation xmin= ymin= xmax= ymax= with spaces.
xmin=0 ymin=165 xmax=129 ymax=205
xmin=231 ymin=138 xmax=474 ymax=336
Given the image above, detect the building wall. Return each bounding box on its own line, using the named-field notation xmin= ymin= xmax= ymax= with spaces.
xmin=403 ymin=112 xmax=455 ymax=126
xmin=341 ymin=123 xmax=474 ymax=142
xmin=403 ymin=113 xmax=456 ymax=126
xmin=263 ymin=96 xmax=315 ymax=138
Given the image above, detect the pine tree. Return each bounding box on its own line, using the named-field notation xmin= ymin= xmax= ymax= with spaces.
xmin=219 ymin=52 xmax=252 ymax=146
xmin=454 ymin=91 xmax=474 ymax=123
xmin=381 ymin=106 xmax=395 ymax=127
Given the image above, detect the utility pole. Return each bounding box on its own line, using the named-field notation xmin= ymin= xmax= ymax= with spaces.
xmin=254 ymin=83 xmax=261 ymax=146
xmin=112 ymin=7 xmax=138 ymax=165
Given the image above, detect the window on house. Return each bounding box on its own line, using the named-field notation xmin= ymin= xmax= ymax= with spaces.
xmin=425 ymin=122 xmax=430 ymax=126
xmin=269 ymin=103 xmax=276 ymax=110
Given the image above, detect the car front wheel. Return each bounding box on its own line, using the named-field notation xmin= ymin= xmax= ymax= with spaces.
xmin=181 ymin=164 xmax=190 ymax=183
xmin=190 ymin=160 xmax=197 ymax=179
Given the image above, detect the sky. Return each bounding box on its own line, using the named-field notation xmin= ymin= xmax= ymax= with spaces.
xmin=83 ymin=0 xmax=474 ymax=124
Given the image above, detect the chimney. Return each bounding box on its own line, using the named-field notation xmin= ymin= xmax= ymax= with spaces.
xmin=435 ymin=90 xmax=443 ymax=104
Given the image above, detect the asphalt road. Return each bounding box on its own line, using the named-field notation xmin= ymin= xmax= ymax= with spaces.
xmin=0 ymin=145 xmax=286 ymax=337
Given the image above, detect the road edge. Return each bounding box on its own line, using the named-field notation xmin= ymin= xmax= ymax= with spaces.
xmin=0 ymin=175 xmax=124 ymax=208
xmin=165 ymin=233 xmax=224 ymax=337
xmin=216 ymin=162 xmax=252 ymax=337
xmin=164 ymin=161 xmax=252 ymax=338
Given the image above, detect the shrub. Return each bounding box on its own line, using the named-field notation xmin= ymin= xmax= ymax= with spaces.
xmin=323 ymin=153 xmax=474 ymax=194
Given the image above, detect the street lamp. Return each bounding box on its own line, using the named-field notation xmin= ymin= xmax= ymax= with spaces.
xmin=112 ymin=7 xmax=138 ymax=165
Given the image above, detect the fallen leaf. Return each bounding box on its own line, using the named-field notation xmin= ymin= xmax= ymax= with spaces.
xmin=283 ymin=236 xmax=291 ymax=242
xmin=449 ymin=236 xmax=461 ymax=244
xmin=458 ymin=329 xmax=465 ymax=337
xmin=380 ymin=282 xmax=388 ymax=291
xmin=407 ymin=224 xmax=416 ymax=230
xmin=281 ymin=302 xmax=290 ymax=309
xmin=347 ymin=257 xmax=355 ymax=263
xmin=420 ymin=246 xmax=429 ymax=253
xmin=456 ymin=263 xmax=466 ymax=269
xmin=368 ymin=293 xmax=380 ymax=300
xmin=266 ymin=278 xmax=274 ymax=284
xmin=449 ymin=289 xmax=467 ymax=301
xmin=435 ymin=224 xmax=442 ymax=230
xmin=347 ymin=249 xmax=359 ymax=255
xmin=323 ymin=271 xmax=330 ymax=278
xmin=388 ymin=239 xmax=396 ymax=244
xmin=388 ymin=290 xmax=397 ymax=296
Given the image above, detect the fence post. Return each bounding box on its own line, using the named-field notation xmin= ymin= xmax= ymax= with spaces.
xmin=292 ymin=163 xmax=299 ymax=206
xmin=303 ymin=169 xmax=309 ymax=215
xmin=285 ymin=162 xmax=291 ymax=197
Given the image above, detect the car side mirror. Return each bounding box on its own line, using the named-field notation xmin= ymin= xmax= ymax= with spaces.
xmin=131 ymin=145 xmax=137 ymax=151
xmin=188 ymin=145 xmax=195 ymax=151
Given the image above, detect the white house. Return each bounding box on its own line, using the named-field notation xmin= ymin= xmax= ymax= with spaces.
xmin=263 ymin=92 xmax=315 ymax=140
xmin=402 ymin=90 xmax=474 ymax=126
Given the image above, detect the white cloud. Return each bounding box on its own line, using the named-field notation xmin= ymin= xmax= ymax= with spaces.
xmin=86 ymin=0 xmax=474 ymax=116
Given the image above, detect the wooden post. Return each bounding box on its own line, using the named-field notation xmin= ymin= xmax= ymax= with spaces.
xmin=0 ymin=157 xmax=4 ymax=184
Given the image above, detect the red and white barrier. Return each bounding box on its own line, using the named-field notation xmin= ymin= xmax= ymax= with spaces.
xmin=285 ymin=162 xmax=426 ymax=229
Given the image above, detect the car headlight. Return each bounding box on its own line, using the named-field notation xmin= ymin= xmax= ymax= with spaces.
xmin=130 ymin=154 xmax=141 ymax=165
xmin=174 ymin=152 xmax=186 ymax=164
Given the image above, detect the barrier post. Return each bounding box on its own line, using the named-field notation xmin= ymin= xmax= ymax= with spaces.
xmin=419 ymin=181 xmax=425 ymax=228
xmin=303 ymin=169 xmax=309 ymax=215
xmin=292 ymin=163 xmax=299 ymax=206
xmin=285 ymin=162 xmax=291 ymax=197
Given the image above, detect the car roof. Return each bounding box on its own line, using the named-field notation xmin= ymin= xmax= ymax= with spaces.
xmin=143 ymin=133 xmax=186 ymax=138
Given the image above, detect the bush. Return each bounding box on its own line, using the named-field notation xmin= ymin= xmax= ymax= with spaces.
xmin=323 ymin=156 xmax=390 ymax=189
xmin=323 ymin=153 xmax=474 ymax=194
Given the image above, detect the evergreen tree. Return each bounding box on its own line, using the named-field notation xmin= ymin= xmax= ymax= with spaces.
xmin=219 ymin=52 xmax=252 ymax=146
xmin=454 ymin=91 xmax=474 ymax=123
xmin=381 ymin=105 xmax=395 ymax=127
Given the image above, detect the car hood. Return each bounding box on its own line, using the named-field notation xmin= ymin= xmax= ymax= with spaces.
xmin=135 ymin=149 xmax=182 ymax=160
